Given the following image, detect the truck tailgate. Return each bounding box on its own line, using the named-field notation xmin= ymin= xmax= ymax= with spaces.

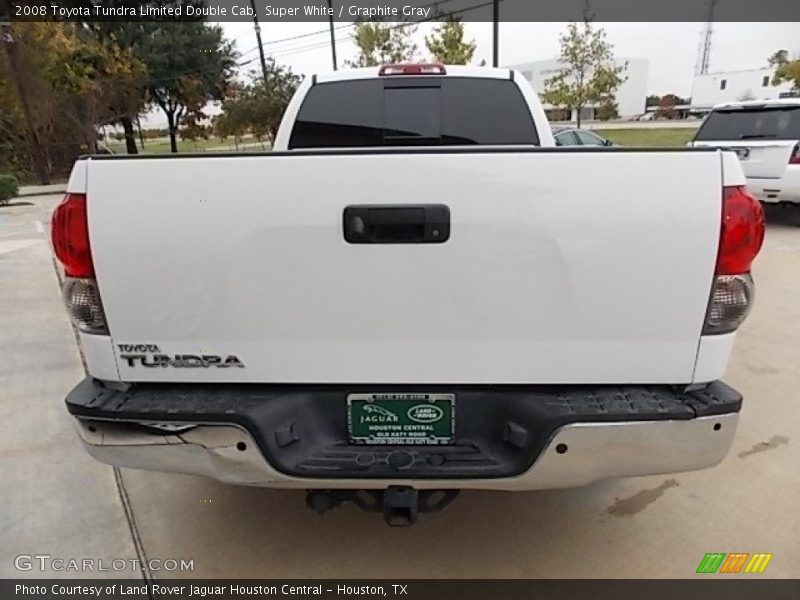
xmin=86 ymin=150 xmax=722 ymax=384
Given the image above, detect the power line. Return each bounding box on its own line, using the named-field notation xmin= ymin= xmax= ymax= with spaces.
xmin=264 ymin=0 xmax=497 ymax=62
xmin=247 ymin=0 xmax=460 ymax=50
xmin=133 ymin=0 xmax=489 ymax=80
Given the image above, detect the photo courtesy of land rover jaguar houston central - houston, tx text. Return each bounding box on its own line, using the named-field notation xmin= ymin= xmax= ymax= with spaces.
xmin=52 ymin=65 xmax=765 ymax=526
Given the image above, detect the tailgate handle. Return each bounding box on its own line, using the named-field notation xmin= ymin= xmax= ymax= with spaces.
xmin=343 ymin=204 xmax=450 ymax=244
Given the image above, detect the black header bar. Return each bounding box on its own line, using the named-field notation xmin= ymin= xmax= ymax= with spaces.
xmin=4 ymin=0 xmax=800 ymax=23
xmin=2 ymin=579 xmax=800 ymax=600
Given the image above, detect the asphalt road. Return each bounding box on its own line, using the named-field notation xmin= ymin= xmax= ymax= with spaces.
xmin=1 ymin=193 xmax=797 ymax=579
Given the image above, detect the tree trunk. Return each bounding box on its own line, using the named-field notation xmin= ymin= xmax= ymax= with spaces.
xmin=3 ymin=29 xmax=50 ymax=184
xmin=120 ymin=117 xmax=138 ymax=154
xmin=166 ymin=111 xmax=178 ymax=153
xmin=27 ymin=135 xmax=51 ymax=185
xmin=576 ymin=106 xmax=582 ymax=128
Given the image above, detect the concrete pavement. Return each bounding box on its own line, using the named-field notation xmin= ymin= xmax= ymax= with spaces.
xmin=1 ymin=194 xmax=797 ymax=579
xmin=0 ymin=194 xmax=138 ymax=579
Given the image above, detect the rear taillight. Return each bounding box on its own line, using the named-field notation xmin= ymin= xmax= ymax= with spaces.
xmin=790 ymin=144 xmax=800 ymax=165
xmin=703 ymin=186 xmax=765 ymax=335
xmin=61 ymin=278 xmax=108 ymax=334
xmin=378 ymin=63 xmax=446 ymax=76
xmin=52 ymin=193 xmax=93 ymax=277
xmin=716 ymin=186 xmax=765 ymax=276
xmin=51 ymin=193 xmax=108 ymax=334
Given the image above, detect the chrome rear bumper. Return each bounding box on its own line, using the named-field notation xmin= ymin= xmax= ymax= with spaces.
xmin=74 ymin=413 xmax=738 ymax=491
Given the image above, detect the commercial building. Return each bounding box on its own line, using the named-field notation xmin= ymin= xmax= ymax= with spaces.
xmin=690 ymin=67 xmax=797 ymax=111
xmin=506 ymin=58 xmax=649 ymax=121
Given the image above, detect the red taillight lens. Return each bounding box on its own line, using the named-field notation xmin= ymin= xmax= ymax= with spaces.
xmin=378 ymin=63 xmax=446 ymax=76
xmin=716 ymin=186 xmax=765 ymax=275
xmin=51 ymin=193 xmax=94 ymax=277
xmin=790 ymin=144 xmax=800 ymax=165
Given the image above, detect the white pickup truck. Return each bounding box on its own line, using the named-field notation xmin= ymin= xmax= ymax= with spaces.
xmin=54 ymin=65 xmax=765 ymax=525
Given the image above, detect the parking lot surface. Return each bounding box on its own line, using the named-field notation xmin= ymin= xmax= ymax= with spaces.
xmin=1 ymin=194 xmax=797 ymax=578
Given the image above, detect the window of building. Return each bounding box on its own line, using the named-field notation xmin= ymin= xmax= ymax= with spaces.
xmin=763 ymin=76 xmax=770 ymax=87
xmin=720 ymin=79 xmax=727 ymax=90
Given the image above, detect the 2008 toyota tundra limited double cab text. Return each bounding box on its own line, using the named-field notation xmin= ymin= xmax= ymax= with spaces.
xmin=54 ymin=65 xmax=765 ymax=525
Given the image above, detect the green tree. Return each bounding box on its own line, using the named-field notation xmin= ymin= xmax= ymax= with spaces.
xmin=0 ymin=174 xmax=19 ymax=204
xmin=83 ymin=16 xmax=152 ymax=154
xmin=0 ymin=56 xmax=28 ymax=178
xmin=217 ymin=61 xmax=300 ymax=149
xmin=80 ymin=1 xmax=236 ymax=154
xmin=180 ymin=117 xmax=210 ymax=149
xmin=348 ymin=21 xmax=417 ymax=67
xmin=1 ymin=22 xmax=145 ymax=182
xmin=138 ymin=21 xmax=236 ymax=153
xmin=425 ymin=18 xmax=476 ymax=65
xmin=542 ymin=18 xmax=627 ymax=127
xmin=657 ymin=94 xmax=681 ymax=119
xmin=769 ymin=49 xmax=800 ymax=92
xmin=595 ymin=99 xmax=619 ymax=121
xmin=45 ymin=25 xmax=146 ymax=152
xmin=249 ymin=60 xmax=301 ymax=142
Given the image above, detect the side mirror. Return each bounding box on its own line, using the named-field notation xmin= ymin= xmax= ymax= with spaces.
xmin=604 ymin=139 xmax=613 ymax=146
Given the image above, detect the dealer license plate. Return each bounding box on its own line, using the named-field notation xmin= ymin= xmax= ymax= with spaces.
xmin=347 ymin=393 xmax=455 ymax=445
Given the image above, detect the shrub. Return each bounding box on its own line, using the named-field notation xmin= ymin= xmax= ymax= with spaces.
xmin=0 ymin=174 xmax=20 ymax=204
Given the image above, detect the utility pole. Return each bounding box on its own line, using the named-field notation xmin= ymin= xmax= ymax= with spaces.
xmin=136 ymin=116 xmax=146 ymax=149
xmin=1 ymin=25 xmax=50 ymax=184
xmin=328 ymin=0 xmax=337 ymax=70
xmin=249 ymin=0 xmax=269 ymax=81
xmin=492 ymin=0 xmax=499 ymax=67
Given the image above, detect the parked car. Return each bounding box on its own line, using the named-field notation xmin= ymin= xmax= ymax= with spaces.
xmin=690 ymin=98 xmax=800 ymax=207
xmin=52 ymin=65 xmax=764 ymax=525
xmin=553 ymin=127 xmax=614 ymax=146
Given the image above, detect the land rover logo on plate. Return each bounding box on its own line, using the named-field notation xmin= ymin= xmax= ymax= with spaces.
xmin=407 ymin=404 xmax=444 ymax=423
xmin=347 ymin=393 xmax=454 ymax=445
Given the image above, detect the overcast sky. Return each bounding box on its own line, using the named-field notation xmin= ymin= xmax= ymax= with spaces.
xmin=220 ymin=21 xmax=800 ymax=96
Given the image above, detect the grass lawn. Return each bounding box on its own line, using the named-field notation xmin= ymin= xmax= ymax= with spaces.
xmin=106 ymin=137 xmax=271 ymax=154
xmin=593 ymin=128 xmax=698 ymax=147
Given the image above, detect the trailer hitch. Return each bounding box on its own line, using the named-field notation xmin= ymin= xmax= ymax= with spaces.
xmin=306 ymin=486 xmax=459 ymax=526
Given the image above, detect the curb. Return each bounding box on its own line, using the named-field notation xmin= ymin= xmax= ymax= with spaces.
xmin=16 ymin=185 xmax=68 ymax=198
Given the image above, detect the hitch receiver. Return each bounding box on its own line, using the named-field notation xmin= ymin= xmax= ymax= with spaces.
xmin=305 ymin=487 xmax=459 ymax=526
xmin=383 ymin=486 xmax=418 ymax=526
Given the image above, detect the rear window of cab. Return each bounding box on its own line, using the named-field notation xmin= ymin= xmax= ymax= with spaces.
xmin=695 ymin=105 xmax=800 ymax=141
xmin=288 ymin=77 xmax=540 ymax=148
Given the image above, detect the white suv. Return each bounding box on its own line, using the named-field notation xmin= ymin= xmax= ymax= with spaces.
xmin=691 ymin=98 xmax=800 ymax=206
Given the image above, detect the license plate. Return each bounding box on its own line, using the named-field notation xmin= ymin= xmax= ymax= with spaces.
xmin=347 ymin=393 xmax=454 ymax=445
